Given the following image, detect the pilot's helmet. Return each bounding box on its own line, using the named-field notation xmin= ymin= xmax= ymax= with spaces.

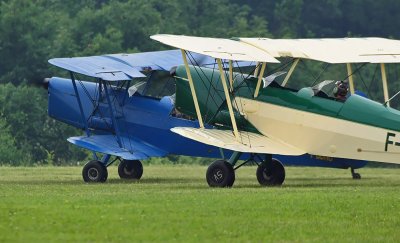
xmin=334 ymin=80 xmax=349 ymax=96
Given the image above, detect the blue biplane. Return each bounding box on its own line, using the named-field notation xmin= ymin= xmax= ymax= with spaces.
xmin=46 ymin=49 xmax=366 ymax=184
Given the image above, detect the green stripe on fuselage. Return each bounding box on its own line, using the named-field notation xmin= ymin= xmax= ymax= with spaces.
xmin=175 ymin=65 xmax=400 ymax=132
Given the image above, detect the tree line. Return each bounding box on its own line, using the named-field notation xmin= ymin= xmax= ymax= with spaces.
xmin=0 ymin=0 xmax=399 ymax=165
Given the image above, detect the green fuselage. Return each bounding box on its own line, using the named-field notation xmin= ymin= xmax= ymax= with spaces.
xmin=174 ymin=65 xmax=400 ymax=133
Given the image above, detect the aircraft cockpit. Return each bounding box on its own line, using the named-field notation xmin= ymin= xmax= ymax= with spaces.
xmin=312 ymin=80 xmax=336 ymax=99
xmin=258 ymin=75 xmax=350 ymax=103
xmin=126 ymin=69 xmax=193 ymax=118
xmin=312 ymin=79 xmax=350 ymax=102
xmin=127 ymin=70 xmax=176 ymax=100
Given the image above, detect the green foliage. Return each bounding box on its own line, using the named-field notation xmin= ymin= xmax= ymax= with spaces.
xmin=0 ymin=0 xmax=400 ymax=165
xmin=235 ymin=0 xmax=400 ymax=38
xmin=273 ymin=0 xmax=304 ymax=38
xmin=0 ymin=118 xmax=27 ymax=165
xmin=0 ymin=83 xmax=87 ymax=165
xmin=0 ymin=0 xmax=60 ymax=84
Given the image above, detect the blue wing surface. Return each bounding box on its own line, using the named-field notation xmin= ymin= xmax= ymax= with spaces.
xmin=105 ymin=50 xmax=241 ymax=71
xmin=106 ymin=50 xmax=186 ymax=71
xmin=68 ymin=135 xmax=167 ymax=160
xmin=48 ymin=56 xmax=145 ymax=81
xmin=49 ymin=50 xmax=255 ymax=80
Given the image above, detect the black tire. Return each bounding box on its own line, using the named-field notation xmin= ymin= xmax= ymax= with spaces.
xmin=118 ymin=160 xmax=143 ymax=179
xmin=206 ymin=160 xmax=235 ymax=187
xmin=82 ymin=160 xmax=108 ymax=183
xmin=352 ymin=173 xmax=361 ymax=180
xmin=256 ymin=158 xmax=285 ymax=186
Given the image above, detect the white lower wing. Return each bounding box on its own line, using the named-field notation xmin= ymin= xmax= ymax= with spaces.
xmin=171 ymin=127 xmax=305 ymax=155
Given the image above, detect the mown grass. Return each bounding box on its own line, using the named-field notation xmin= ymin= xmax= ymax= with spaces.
xmin=0 ymin=165 xmax=399 ymax=242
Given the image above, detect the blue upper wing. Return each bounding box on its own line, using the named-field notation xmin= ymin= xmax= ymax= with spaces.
xmin=105 ymin=50 xmax=229 ymax=71
xmin=49 ymin=56 xmax=146 ymax=81
xmin=49 ymin=50 xmax=255 ymax=81
xmin=68 ymin=135 xmax=167 ymax=160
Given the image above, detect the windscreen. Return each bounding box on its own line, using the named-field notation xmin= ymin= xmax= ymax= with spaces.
xmin=128 ymin=70 xmax=176 ymax=99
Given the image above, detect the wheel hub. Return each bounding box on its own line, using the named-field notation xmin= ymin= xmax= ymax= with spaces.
xmin=123 ymin=165 xmax=134 ymax=176
xmin=262 ymin=168 xmax=273 ymax=180
xmin=212 ymin=169 xmax=224 ymax=183
xmin=88 ymin=168 xmax=99 ymax=180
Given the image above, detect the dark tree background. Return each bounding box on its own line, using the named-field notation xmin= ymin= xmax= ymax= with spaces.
xmin=0 ymin=0 xmax=399 ymax=165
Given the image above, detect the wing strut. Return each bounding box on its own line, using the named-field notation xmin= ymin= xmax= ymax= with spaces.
xmin=346 ymin=63 xmax=356 ymax=94
xmin=282 ymin=58 xmax=300 ymax=87
xmin=253 ymin=62 xmax=260 ymax=76
xmin=180 ymin=49 xmax=204 ymax=128
xmin=254 ymin=62 xmax=267 ymax=98
xmin=380 ymin=63 xmax=390 ymax=107
xmin=217 ymin=58 xmax=240 ymax=141
xmin=102 ymin=80 xmax=123 ymax=147
xmin=70 ymin=72 xmax=91 ymax=137
xmin=229 ymin=60 xmax=234 ymax=91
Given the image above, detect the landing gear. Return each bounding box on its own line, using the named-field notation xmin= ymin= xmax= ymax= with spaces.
xmin=81 ymin=157 xmax=144 ymax=183
xmin=205 ymin=153 xmax=286 ymax=187
xmin=118 ymin=160 xmax=143 ymax=179
xmin=82 ymin=160 xmax=108 ymax=183
xmin=256 ymin=158 xmax=285 ymax=186
xmin=351 ymin=168 xmax=361 ymax=179
xmin=206 ymin=160 xmax=235 ymax=187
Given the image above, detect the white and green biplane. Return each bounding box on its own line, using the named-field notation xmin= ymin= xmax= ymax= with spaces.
xmin=152 ymin=34 xmax=400 ymax=187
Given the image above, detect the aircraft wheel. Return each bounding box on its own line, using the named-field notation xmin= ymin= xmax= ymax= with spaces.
xmin=352 ymin=173 xmax=361 ymax=179
xmin=206 ymin=160 xmax=235 ymax=187
xmin=118 ymin=160 xmax=143 ymax=179
xmin=82 ymin=160 xmax=108 ymax=183
xmin=256 ymin=158 xmax=285 ymax=186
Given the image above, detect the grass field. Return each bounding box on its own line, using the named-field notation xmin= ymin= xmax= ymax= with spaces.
xmin=0 ymin=165 xmax=399 ymax=242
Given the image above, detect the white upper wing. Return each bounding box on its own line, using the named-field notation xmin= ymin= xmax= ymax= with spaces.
xmin=151 ymin=34 xmax=400 ymax=64
xmin=151 ymin=34 xmax=280 ymax=63
xmin=240 ymin=37 xmax=400 ymax=63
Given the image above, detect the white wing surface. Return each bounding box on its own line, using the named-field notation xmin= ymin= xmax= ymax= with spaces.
xmin=151 ymin=34 xmax=280 ymax=63
xmin=171 ymin=127 xmax=305 ymax=155
xmin=240 ymin=37 xmax=400 ymax=63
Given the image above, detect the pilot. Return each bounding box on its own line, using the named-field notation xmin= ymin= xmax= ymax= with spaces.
xmin=333 ymin=80 xmax=349 ymax=102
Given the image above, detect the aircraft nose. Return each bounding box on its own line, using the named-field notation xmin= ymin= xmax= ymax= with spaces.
xmin=42 ymin=78 xmax=50 ymax=90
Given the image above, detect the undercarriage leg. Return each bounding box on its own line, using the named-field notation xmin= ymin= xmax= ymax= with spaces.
xmin=351 ymin=168 xmax=361 ymax=179
xmin=228 ymin=151 xmax=242 ymax=166
xmin=101 ymin=154 xmax=111 ymax=165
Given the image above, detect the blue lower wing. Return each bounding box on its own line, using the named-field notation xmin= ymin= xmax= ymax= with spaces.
xmin=68 ymin=135 xmax=167 ymax=160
